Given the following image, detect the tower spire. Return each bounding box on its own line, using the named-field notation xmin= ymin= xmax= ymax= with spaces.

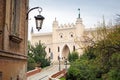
xmin=78 ymin=8 xmax=80 ymax=18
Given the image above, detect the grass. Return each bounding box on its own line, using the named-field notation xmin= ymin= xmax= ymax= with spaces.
xmin=60 ymin=77 xmax=66 ymax=80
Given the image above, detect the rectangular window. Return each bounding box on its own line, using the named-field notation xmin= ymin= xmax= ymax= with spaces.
xmin=49 ymin=48 xmax=51 ymax=53
xmin=11 ymin=0 xmax=20 ymax=36
xmin=58 ymin=47 xmax=60 ymax=52
xmin=73 ymin=46 xmax=75 ymax=51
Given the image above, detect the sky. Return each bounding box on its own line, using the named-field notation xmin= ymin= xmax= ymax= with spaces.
xmin=28 ymin=0 xmax=120 ymax=38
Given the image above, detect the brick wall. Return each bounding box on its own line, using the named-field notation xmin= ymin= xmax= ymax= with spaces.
xmin=49 ymin=69 xmax=66 ymax=80
xmin=26 ymin=67 xmax=42 ymax=77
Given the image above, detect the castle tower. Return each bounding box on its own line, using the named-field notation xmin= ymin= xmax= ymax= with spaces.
xmin=75 ymin=8 xmax=84 ymax=37
xmin=52 ymin=18 xmax=59 ymax=61
xmin=52 ymin=18 xmax=58 ymax=43
xmin=30 ymin=9 xmax=86 ymax=62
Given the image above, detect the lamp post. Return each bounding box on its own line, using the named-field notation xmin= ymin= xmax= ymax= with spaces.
xmin=64 ymin=58 xmax=67 ymax=70
xmin=26 ymin=7 xmax=45 ymax=31
xmin=58 ymin=56 xmax=61 ymax=71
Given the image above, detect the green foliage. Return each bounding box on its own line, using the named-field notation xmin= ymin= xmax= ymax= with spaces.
xmin=60 ymin=77 xmax=66 ymax=80
xmin=68 ymin=51 xmax=79 ymax=62
xmin=107 ymin=69 xmax=120 ymax=80
xmin=27 ymin=55 xmax=36 ymax=71
xmin=27 ymin=41 xmax=50 ymax=71
xmin=67 ymin=26 xmax=120 ymax=80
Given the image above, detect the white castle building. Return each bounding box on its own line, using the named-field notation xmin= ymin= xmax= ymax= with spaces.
xmin=31 ymin=13 xmax=94 ymax=62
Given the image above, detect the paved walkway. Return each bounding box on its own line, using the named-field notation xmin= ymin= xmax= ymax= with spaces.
xmin=27 ymin=64 xmax=66 ymax=80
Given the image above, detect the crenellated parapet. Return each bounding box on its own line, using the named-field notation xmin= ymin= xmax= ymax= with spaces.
xmin=53 ymin=17 xmax=83 ymax=31
xmin=57 ymin=23 xmax=75 ymax=29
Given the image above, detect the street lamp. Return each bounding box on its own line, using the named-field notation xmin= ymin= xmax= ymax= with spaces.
xmin=26 ymin=7 xmax=45 ymax=31
xmin=58 ymin=56 xmax=61 ymax=71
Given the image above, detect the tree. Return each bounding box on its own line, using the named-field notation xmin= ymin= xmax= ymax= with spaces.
xmin=67 ymin=25 xmax=120 ymax=80
xmin=116 ymin=14 xmax=120 ymax=25
xmin=27 ymin=41 xmax=50 ymax=71
xmin=27 ymin=41 xmax=36 ymax=71
xmin=68 ymin=51 xmax=79 ymax=62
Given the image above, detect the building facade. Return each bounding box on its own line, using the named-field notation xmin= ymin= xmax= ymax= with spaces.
xmin=31 ymin=16 xmax=91 ymax=62
xmin=0 ymin=0 xmax=28 ymax=80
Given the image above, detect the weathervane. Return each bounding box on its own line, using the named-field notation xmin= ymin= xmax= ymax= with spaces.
xmin=78 ymin=8 xmax=80 ymax=18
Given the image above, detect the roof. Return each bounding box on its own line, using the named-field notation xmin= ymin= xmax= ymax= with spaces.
xmin=32 ymin=32 xmax=52 ymax=37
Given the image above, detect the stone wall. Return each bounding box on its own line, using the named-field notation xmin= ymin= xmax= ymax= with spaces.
xmin=0 ymin=0 xmax=28 ymax=80
xmin=0 ymin=55 xmax=26 ymax=80
xmin=0 ymin=0 xmax=6 ymax=49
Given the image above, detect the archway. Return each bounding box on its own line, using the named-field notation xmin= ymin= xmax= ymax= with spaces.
xmin=62 ymin=45 xmax=70 ymax=59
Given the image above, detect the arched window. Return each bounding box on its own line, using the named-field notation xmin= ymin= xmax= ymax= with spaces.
xmin=71 ymin=34 xmax=73 ymax=37
xmin=60 ymin=35 xmax=63 ymax=38
xmin=59 ymin=33 xmax=63 ymax=38
xmin=69 ymin=32 xmax=74 ymax=38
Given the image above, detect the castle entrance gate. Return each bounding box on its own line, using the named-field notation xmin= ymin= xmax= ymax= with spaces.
xmin=62 ymin=45 xmax=70 ymax=59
